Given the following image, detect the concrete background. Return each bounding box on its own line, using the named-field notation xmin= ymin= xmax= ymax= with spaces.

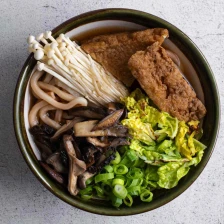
xmin=0 ymin=0 xmax=223 ymax=223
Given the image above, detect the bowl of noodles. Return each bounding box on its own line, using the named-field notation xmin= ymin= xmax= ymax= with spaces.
xmin=14 ymin=9 xmax=220 ymax=215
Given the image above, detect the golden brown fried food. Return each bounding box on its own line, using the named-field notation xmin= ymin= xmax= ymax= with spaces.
xmin=128 ymin=42 xmax=206 ymax=122
xmin=81 ymin=28 xmax=169 ymax=86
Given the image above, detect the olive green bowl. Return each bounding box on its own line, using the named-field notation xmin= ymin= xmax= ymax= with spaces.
xmin=14 ymin=9 xmax=220 ymax=216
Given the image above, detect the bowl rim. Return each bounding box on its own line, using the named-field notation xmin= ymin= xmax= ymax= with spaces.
xmin=13 ymin=8 xmax=220 ymax=216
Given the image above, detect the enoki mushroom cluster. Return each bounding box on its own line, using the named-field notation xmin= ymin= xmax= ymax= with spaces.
xmin=27 ymin=31 xmax=129 ymax=107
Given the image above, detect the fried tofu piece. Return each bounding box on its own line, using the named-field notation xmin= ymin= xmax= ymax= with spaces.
xmin=128 ymin=42 xmax=206 ymax=122
xmin=81 ymin=28 xmax=169 ymax=86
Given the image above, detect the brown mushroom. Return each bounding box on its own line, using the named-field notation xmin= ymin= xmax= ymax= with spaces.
xmin=92 ymin=109 xmax=124 ymax=131
xmin=107 ymin=102 xmax=124 ymax=114
xmin=110 ymin=138 xmax=130 ymax=148
xmin=74 ymin=120 xmax=129 ymax=137
xmin=86 ymin=137 xmax=110 ymax=148
xmin=40 ymin=162 xmax=65 ymax=184
xmin=51 ymin=117 xmax=84 ymax=141
xmin=34 ymin=140 xmax=53 ymax=160
xmin=78 ymin=172 xmax=95 ymax=189
xmin=69 ymin=106 xmax=106 ymax=119
xmin=63 ymin=135 xmax=86 ymax=196
xmin=46 ymin=152 xmax=67 ymax=174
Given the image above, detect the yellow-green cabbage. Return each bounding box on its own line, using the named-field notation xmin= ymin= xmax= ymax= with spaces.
xmin=121 ymin=89 xmax=206 ymax=190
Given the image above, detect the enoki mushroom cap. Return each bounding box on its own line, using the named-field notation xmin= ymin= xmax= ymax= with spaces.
xmin=50 ymin=42 xmax=59 ymax=49
xmin=27 ymin=35 xmax=35 ymax=44
xmin=34 ymin=49 xmax=45 ymax=60
xmin=44 ymin=31 xmax=52 ymax=39
xmin=37 ymin=62 xmax=45 ymax=71
xmin=36 ymin=33 xmax=44 ymax=41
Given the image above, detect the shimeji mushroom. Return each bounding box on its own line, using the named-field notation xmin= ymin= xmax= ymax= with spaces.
xmin=40 ymin=162 xmax=65 ymax=184
xmin=63 ymin=135 xmax=86 ymax=196
xmin=51 ymin=117 xmax=84 ymax=141
xmin=78 ymin=172 xmax=96 ymax=190
xmin=74 ymin=120 xmax=129 ymax=137
xmin=46 ymin=152 xmax=67 ymax=174
xmin=91 ymin=109 xmax=124 ymax=131
xmin=69 ymin=106 xmax=107 ymax=120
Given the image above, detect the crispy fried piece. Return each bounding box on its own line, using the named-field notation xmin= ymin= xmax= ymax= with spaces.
xmin=128 ymin=42 xmax=206 ymax=122
xmin=81 ymin=28 xmax=169 ymax=86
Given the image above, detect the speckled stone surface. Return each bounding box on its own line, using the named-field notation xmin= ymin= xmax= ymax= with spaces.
xmin=0 ymin=0 xmax=223 ymax=223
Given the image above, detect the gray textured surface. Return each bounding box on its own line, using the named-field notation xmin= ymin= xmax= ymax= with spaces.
xmin=0 ymin=0 xmax=223 ymax=223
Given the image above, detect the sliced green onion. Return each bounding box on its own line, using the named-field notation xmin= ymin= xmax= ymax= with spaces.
xmin=127 ymin=150 xmax=138 ymax=161
xmin=140 ymin=190 xmax=153 ymax=202
xmin=86 ymin=176 xmax=94 ymax=185
xmin=133 ymin=158 xmax=145 ymax=168
xmin=111 ymin=195 xmax=123 ymax=208
xmin=115 ymin=175 xmax=126 ymax=181
xmin=79 ymin=186 xmax=93 ymax=200
xmin=125 ymin=178 xmax=142 ymax=188
xmin=147 ymin=181 xmax=158 ymax=189
xmin=124 ymin=194 xmax=133 ymax=207
xmin=104 ymin=165 xmax=113 ymax=173
xmin=113 ymin=184 xmax=127 ymax=199
xmin=101 ymin=182 xmax=112 ymax=195
xmin=120 ymin=155 xmax=131 ymax=166
xmin=93 ymin=186 xmax=105 ymax=198
xmin=118 ymin=145 xmax=128 ymax=155
xmin=127 ymin=186 xmax=141 ymax=196
xmin=80 ymin=194 xmax=92 ymax=200
xmin=79 ymin=186 xmax=92 ymax=195
xmin=111 ymin=151 xmax=121 ymax=165
xmin=112 ymin=178 xmax=125 ymax=186
xmin=141 ymin=179 xmax=148 ymax=189
xmin=126 ymin=168 xmax=143 ymax=179
xmin=114 ymin=164 xmax=128 ymax=175
xmin=95 ymin=173 xmax=114 ymax=183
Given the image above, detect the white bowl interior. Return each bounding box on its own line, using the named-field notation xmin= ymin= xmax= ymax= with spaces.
xmin=24 ymin=20 xmax=205 ymax=159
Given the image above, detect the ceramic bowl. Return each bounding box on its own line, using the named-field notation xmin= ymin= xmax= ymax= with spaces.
xmin=14 ymin=8 xmax=220 ymax=215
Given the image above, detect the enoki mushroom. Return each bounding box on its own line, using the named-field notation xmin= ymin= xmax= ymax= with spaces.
xmin=27 ymin=31 xmax=129 ymax=106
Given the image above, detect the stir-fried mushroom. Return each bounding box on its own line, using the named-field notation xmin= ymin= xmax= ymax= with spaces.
xmin=87 ymin=137 xmax=129 ymax=149
xmin=88 ymin=151 xmax=116 ymax=173
xmin=107 ymin=102 xmax=124 ymax=114
xmin=86 ymin=137 xmax=110 ymax=148
xmin=46 ymin=152 xmax=68 ymax=174
xmin=30 ymin=124 xmax=56 ymax=160
xmin=34 ymin=140 xmax=53 ymax=160
xmin=109 ymin=138 xmax=130 ymax=148
xmin=92 ymin=109 xmax=124 ymax=131
xmin=72 ymin=139 xmax=82 ymax=160
xmin=51 ymin=117 xmax=84 ymax=141
xmin=40 ymin=162 xmax=65 ymax=184
xmin=105 ymin=124 xmax=129 ymax=137
xmin=63 ymin=135 xmax=86 ymax=196
xmin=69 ymin=106 xmax=107 ymax=119
xmin=78 ymin=172 xmax=96 ymax=189
xmin=82 ymin=146 xmax=103 ymax=168
xmin=74 ymin=120 xmax=129 ymax=137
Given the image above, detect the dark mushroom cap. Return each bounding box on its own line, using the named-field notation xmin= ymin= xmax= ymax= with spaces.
xmin=40 ymin=161 xmax=65 ymax=184
xmin=46 ymin=152 xmax=68 ymax=174
xmin=69 ymin=106 xmax=107 ymax=119
xmin=92 ymin=109 xmax=124 ymax=131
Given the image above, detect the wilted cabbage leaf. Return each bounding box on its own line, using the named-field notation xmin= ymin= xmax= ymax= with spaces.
xmin=121 ymin=89 xmax=207 ymax=190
